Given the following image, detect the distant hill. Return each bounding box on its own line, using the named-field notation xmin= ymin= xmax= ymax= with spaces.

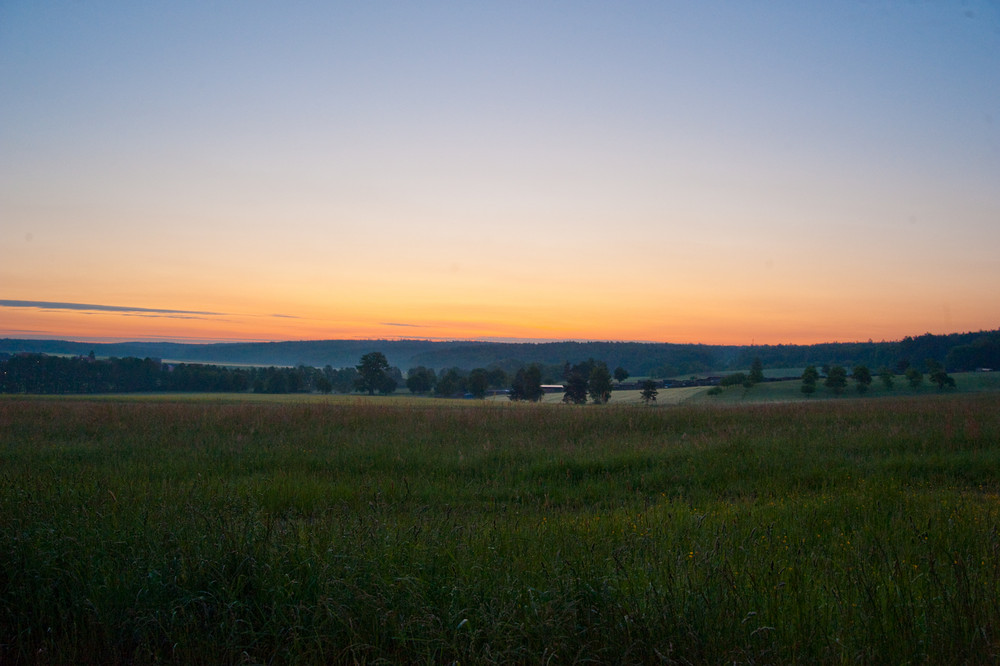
xmin=0 ymin=338 xmax=433 ymax=370
xmin=0 ymin=338 xmax=742 ymax=375
xmin=2 ymin=329 xmax=998 ymax=375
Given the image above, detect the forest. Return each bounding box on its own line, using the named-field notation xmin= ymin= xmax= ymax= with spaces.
xmin=0 ymin=354 xmax=358 ymax=395
xmin=2 ymin=329 xmax=999 ymax=377
xmin=1 ymin=329 xmax=998 ymax=395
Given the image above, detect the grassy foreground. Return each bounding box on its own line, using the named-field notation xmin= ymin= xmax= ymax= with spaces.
xmin=2 ymin=395 xmax=1000 ymax=664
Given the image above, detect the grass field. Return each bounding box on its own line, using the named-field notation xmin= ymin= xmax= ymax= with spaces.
xmin=2 ymin=392 xmax=1000 ymax=663
xmin=498 ymin=371 xmax=1000 ymax=406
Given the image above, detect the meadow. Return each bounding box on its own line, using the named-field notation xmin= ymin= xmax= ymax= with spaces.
xmin=2 ymin=392 xmax=1000 ymax=664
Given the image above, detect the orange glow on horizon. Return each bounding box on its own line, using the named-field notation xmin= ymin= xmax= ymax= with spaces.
xmin=2 ymin=297 xmax=995 ymax=347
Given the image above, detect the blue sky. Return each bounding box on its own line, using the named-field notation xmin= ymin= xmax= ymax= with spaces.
xmin=1 ymin=1 xmax=998 ymax=344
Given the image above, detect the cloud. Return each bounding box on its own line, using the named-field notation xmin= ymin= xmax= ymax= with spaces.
xmin=380 ymin=322 xmax=426 ymax=328
xmin=0 ymin=300 xmax=224 ymax=316
xmin=0 ymin=328 xmax=51 ymax=335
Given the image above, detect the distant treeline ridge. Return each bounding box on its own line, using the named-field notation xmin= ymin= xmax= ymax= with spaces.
xmin=0 ymin=355 xmax=359 ymax=395
xmin=0 ymin=328 xmax=998 ymax=390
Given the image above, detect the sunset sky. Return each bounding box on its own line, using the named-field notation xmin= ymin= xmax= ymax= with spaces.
xmin=2 ymin=2 xmax=998 ymax=345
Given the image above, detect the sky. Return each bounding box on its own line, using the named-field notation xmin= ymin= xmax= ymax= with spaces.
xmin=2 ymin=1 xmax=998 ymax=345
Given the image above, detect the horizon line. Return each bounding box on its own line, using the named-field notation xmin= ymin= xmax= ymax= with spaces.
xmin=2 ymin=329 xmax=994 ymax=348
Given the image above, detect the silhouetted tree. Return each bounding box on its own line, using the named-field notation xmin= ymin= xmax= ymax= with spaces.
xmin=825 ymin=366 xmax=847 ymax=394
xmin=640 ymin=379 xmax=658 ymax=404
xmin=509 ymin=364 xmax=543 ymax=402
xmin=355 ymin=352 xmax=391 ymax=395
xmin=467 ymin=368 xmax=489 ymax=399
xmin=925 ymin=360 xmax=955 ymax=389
xmin=324 ymin=365 xmax=359 ymax=393
xmin=588 ymin=362 xmax=613 ymax=404
xmin=486 ymin=367 xmax=508 ymax=389
xmin=562 ymin=370 xmax=589 ymax=404
xmin=434 ymin=368 xmax=463 ymax=397
xmin=801 ymin=365 xmax=819 ymax=395
xmin=852 ymin=365 xmax=872 ymax=393
xmin=720 ymin=372 xmax=747 ymax=387
xmin=406 ymin=366 xmax=436 ymax=394
xmin=377 ymin=373 xmax=397 ymax=394
xmin=264 ymin=368 xmax=289 ymax=393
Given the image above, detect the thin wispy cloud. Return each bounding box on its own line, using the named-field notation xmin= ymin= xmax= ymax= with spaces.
xmin=1 ymin=328 xmax=50 ymax=335
xmin=0 ymin=300 xmax=224 ymax=316
xmin=381 ymin=322 xmax=426 ymax=328
xmin=120 ymin=313 xmax=223 ymax=322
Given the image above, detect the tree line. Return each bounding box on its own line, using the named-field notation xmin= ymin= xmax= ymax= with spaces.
xmin=798 ymin=359 xmax=956 ymax=396
xmin=332 ymin=330 xmax=1000 ymax=377
xmin=0 ymin=353 xmax=362 ymax=395
xmin=357 ymin=351 xmax=512 ymax=398
xmin=732 ymin=331 xmax=1000 ymax=376
xmin=1 ymin=351 xmax=627 ymax=402
xmin=4 ymin=329 xmax=998 ymax=379
xmin=0 ymin=349 xmax=969 ymax=399
xmin=0 ymin=352 xmax=523 ymax=397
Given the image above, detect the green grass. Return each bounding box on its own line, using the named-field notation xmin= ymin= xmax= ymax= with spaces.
xmin=2 ymin=394 xmax=1000 ymax=663
xmin=688 ymin=370 xmax=1000 ymax=405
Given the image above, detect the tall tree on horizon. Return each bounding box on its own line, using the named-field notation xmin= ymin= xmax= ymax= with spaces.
xmin=801 ymin=365 xmax=819 ymax=395
xmin=562 ymin=370 xmax=589 ymax=404
xmin=355 ymin=352 xmax=392 ymax=395
xmin=825 ymin=366 xmax=848 ymax=394
xmin=640 ymin=379 xmax=658 ymax=405
xmin=588 ymin=362 xmax=614 ymax=404
xmin=853 ymin=365 xmax=872 ymax=393
xmin=509 ymin=364 xmax=544 ymax=402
